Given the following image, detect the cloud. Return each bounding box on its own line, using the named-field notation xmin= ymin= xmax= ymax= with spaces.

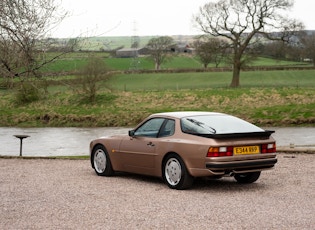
xmin=52 ymin=0 xmax=315 ymax=38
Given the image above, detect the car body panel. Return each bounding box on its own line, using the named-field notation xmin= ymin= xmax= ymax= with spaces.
xmin=90 ymin=112 xmax=277 ymax=179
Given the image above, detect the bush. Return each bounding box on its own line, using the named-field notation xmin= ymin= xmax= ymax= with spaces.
xmin=15 ymin=81 xmax=41 ymax=104
xmin=77 ymin=56 xmax=111 ymax=103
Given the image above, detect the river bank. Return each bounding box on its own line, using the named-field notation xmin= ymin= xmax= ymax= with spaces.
xmin=1 ymin=87 xmax=315 ymax=128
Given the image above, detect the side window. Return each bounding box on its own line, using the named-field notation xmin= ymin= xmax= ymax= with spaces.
xmin=134 ymin=118 xmax=165 ymax=137
xmin=158 ymin=119 xmax=175 ymax=137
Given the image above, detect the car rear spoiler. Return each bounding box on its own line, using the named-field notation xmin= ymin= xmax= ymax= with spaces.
xmin=190 ymin=130 xmax=275 ymax=139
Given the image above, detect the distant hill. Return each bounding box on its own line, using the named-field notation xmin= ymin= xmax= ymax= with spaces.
xmin=67 ymin=35 xmax=199 ymax=51
xmin=57 ymin=30 xmax=315 ymax=51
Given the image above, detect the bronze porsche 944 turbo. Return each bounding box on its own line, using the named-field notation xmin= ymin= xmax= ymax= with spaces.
xmin=90 ymin=112 xmax=277 ymax=189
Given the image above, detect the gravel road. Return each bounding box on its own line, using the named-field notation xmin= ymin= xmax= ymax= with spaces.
xmin=1 ymin=153 xmax=314 ymax=230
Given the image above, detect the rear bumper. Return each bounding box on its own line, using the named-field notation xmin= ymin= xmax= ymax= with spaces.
xmin=206 ymin=158 xmax=277 ymax=170
xmin=189 ymin=155 xmax=277 ymax=177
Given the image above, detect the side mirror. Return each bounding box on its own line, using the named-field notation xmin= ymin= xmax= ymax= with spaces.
xmin=128 ymin=130 xmax=135 ymax=137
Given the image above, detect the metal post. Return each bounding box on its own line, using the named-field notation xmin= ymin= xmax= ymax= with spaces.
xmin=14 ymin=135 xmax=30 ymax=157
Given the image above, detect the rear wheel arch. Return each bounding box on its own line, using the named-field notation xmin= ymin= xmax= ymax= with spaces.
xmin=162 ymin=152 xmax=194 ymax=175
xmin=162 ymin=152 xmax=194 ymax=189
xmin=161 ymin=152 xmax=180 ymax=171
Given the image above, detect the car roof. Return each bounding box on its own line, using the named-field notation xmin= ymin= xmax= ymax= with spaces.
xmin=150 ymin=111 xmax=226 ymax=119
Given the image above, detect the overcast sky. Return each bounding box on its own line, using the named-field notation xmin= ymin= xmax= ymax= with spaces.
xmin=52 ymin=0 xmax=315 ymax=38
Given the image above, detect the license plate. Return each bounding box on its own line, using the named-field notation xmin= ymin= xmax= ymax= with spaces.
xmin=234 ymin=146 xmax=260 ymax=155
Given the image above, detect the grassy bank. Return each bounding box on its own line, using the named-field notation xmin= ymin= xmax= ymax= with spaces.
xmin=1 ymin=70 xmax=314 ymax=127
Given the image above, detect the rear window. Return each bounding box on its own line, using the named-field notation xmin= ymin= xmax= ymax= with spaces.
xmin=180 ymin=114 xmax=263 ymax=135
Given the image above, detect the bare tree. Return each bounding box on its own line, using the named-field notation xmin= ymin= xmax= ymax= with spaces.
xmin=0 ymin=0 xmax=67 ymax=87
xmin=194 ymin=0 xmax=304 ymax=87
xmin=300 ymin=32 xmax=315 ymax=66
xmin=77 ymin=56 xmax=111 ymax=103
xmin=262 ymin=41 xmax=287 ymax=60
xmin=193 ymin=37 xmax=228 ymax=68
xmin=146 ymin=36 xmax=175 ymax=70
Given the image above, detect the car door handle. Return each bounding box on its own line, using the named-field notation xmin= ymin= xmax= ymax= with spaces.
xmin=147 ymin=142 xmax=155 ymax=147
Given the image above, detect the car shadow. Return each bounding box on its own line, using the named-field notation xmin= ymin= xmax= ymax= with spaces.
xmin=110 ymin=172 xmax=266 ymax=191
xmin=192 ymin=177 xmax=266 ymax=191
xmin=114 ymin=172 xmax=164 ymax=185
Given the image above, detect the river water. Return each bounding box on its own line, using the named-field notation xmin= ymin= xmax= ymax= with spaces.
xmin=0 ymin=127 xmax=314 ymax=157
xmin=0 ymin=127 xmax=129 ymax=157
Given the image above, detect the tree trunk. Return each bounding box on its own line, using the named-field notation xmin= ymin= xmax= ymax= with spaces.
xmin=230 ymin=61 xmax=241 ymax=88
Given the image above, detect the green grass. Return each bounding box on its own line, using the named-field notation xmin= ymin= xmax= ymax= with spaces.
xmin=40 ymin=53 xmax=312 ymax=73
xmin=1 ymin=69 xmax=314 ymax=127
xmin=42 ymin=59 xmax=88 ymax=72
xmin=78 ymin=36 xmax=155 ymax=51
xmin=107 ymin=70 xmax=315 ymax=91
xmin=1 ymin=51 xmax=314 ymax=128
xmin=248 ymin=57 xmax=308 ymax=66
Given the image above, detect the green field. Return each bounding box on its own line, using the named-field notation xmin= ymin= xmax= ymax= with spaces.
xmin=1 ymin=66 xmax=314 ymax=127
xmin=1 ymin=52 xmax=314 ymax=127
xmin=108 ymin=70 xmax=315 ymax=91
xmin=78 ymin=36 xmax=156 ymax=51
xmin=41 ymin=52 xmax=311 ymax=73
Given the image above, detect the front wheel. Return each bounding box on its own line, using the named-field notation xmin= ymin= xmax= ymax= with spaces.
xmin=92 ymin=145 xmax=114 ymax=176
xmin=163 ymin=154 xmax=194 ymax=190
xmin=234 ymin=171 xmax=261 ymax=183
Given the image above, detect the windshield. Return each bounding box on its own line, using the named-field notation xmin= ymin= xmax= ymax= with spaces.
xmin=181 ymin=114 xmax=263 ymax=135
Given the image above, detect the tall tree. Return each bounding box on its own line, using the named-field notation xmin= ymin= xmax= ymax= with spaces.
xmin=0 ymin=0 xmax=67 ymax=86
xmin=300 ymin=32 xmax=315 ymax=66
xmin=193 ymin=37 xmax=228 ymax=68
xmin=146 ymin=36 xmax=175 ymax=70
xmin=194 ymin=0 xmax=304 ymax=87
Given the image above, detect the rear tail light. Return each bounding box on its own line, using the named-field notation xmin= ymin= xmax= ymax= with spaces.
xmin=207 ymin=146 xmax=233 ymax=157
xmin=261 ymin=143 xmax=276 ymax=153
xmin=207 ymin=143 xmax=276 ymax=157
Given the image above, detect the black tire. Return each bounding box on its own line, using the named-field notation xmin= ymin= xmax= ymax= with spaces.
xmin=234 ymin=171 xmax=261 ymax=184
xmin=92 ymin=145 xmax=114 ymax=176
xmin=162 ymin=154 xmax=194 ymax=190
